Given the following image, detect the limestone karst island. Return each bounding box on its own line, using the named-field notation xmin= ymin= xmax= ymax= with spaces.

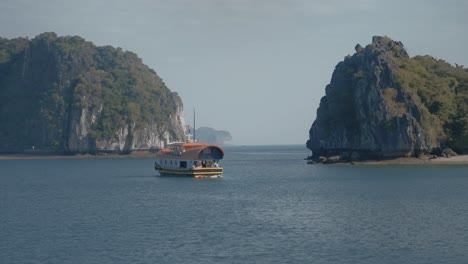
xmin=307 ymin=36 xmax=468 ymax=164
xmin=0 ymin=32 xmax=233 ymax=156
xmin=0 ymin=33 xmax=185 ymax=154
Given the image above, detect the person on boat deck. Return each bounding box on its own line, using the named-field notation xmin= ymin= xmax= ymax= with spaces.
xmin=195 ymin=161 xmax=205 ymax=168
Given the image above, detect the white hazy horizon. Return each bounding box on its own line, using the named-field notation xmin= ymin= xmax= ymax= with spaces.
xmin=1 ymin=0 xmax=467 ymax=145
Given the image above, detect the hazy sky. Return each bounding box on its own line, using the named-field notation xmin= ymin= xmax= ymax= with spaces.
xmin=1 ymin=0 xmax=467 ymax=145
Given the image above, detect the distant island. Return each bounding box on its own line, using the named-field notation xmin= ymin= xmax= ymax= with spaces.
xmin=0 ymin=32 xmax=185 ymax=155
xmin=307 ymin=36 xmax=468 ymax=164
xmin=195 ymin=127 xmax=232 ymax=146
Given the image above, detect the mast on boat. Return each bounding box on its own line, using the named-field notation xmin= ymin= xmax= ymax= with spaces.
xmin=193 ymin=108 xmax=196 ymax=142
xmin=183 ymin=108 xmax=196 ymax=143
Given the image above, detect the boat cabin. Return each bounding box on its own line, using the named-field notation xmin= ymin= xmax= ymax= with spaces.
xmin=155 ymin=143 xmax=224 ymax=170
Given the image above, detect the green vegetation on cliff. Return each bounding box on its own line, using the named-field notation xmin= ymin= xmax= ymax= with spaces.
xmin=0 ymin=32 xmax=183 ymax=153
xmin=308 ymin=36 xmax=468 ymax=159
xmin=396 ymin=55 xmax=468 ymax=150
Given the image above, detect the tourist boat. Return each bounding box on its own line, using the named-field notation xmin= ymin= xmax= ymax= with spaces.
xmin=154 ymin=142 xmax=224 ymax=178
xmin=155 ymin=110 xmax=224 ymax=178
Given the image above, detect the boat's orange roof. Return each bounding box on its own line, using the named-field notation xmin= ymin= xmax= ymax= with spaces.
xmin=156 ymin=142 xmax=224 ymax=160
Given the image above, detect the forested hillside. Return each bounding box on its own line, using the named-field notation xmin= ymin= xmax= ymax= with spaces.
xmin=0 ymin=32 xmax=185 ymax=153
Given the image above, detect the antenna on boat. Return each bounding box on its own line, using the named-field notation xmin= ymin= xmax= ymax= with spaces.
xmin=193 ymin=108 xmax=196 ymax=142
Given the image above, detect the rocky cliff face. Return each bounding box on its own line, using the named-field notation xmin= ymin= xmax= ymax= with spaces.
xmin=0 ymin=32 xmax=185 ymax=154
xmin=307 ymin=36 xmax=468 ymax=160
xmin=66 ymin=94 xmax=185 ymax=153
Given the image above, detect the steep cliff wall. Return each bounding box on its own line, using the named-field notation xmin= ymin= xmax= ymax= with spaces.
xmin=307 ymin=36 xmax=468 ymax=160
xmin=0 ymin=32 xmax=185 ymax=153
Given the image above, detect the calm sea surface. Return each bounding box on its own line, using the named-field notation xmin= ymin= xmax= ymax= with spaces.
xmin=1 ymin=145 xmax=468 ymax=264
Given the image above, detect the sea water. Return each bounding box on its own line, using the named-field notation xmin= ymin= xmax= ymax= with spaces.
xmin=1 ymin=145 xmax=468 ymax=264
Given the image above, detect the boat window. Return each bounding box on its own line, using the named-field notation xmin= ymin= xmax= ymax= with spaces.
xmin=180 ymin=161 xmax=187 ymax=168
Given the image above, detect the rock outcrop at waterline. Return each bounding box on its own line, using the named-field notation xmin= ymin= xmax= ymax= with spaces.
xmin=307 ymin=36 xmax=468 ymax=161
xmin=0 ymin=32 xmax=185 ymax=154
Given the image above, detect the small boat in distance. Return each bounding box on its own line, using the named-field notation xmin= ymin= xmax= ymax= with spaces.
xmin=154 ymin=142 xmax=224 ymax=178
